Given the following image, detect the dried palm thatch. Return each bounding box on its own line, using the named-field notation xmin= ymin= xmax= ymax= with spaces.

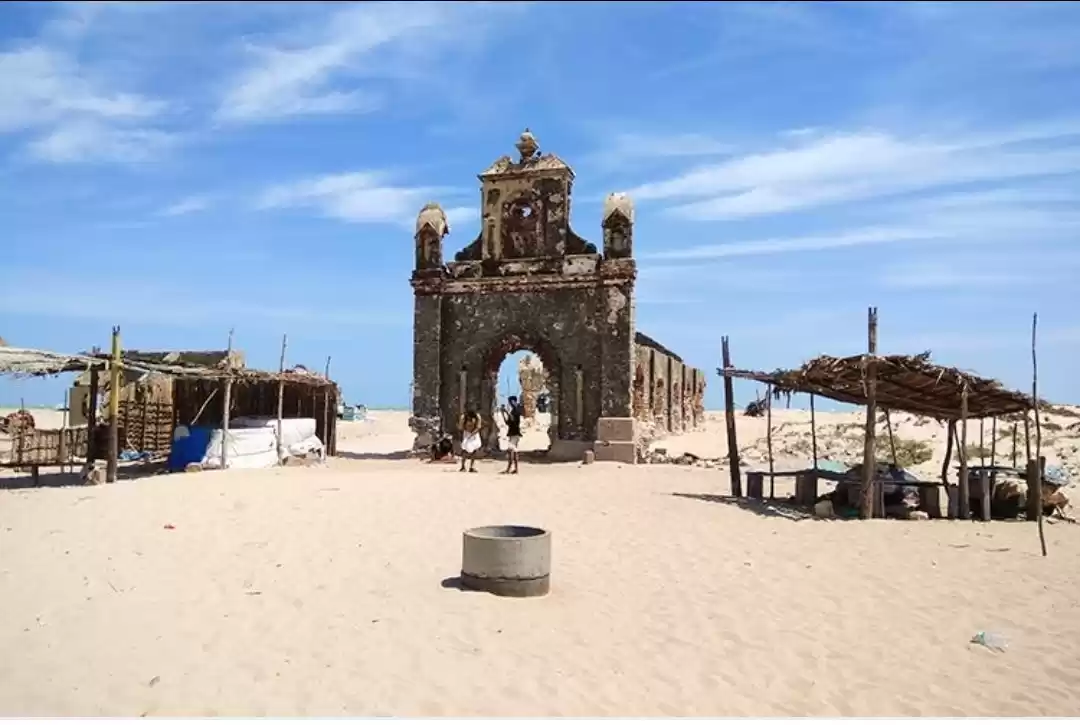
xmin=0 ymin=347 xmax=106 ymax=378
xmin=719 ymin=351 xmax=1052 ymax=421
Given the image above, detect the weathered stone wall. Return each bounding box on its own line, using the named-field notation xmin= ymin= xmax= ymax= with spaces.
xmin=632 ymin=338 xmax=706 ymax=435
xmin=438 ymin=284 xmax=605 ymax=444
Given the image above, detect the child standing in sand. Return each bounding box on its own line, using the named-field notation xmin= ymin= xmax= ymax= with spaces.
xmin=458 ymin=410 xmax=482 ymax=473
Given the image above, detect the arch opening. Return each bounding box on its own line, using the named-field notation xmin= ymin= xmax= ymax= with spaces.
xmin=482 ymin=333 xmax=562 ymax=455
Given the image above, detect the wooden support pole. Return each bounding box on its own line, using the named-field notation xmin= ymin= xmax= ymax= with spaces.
xmin=979 ymin=418 xmax=985 ymax=467
xmin=276 ymin=334 xmax=288 ymax=464
xmin=106 ymin=326 xmax=121 ymax=483
xmin=943 ymin=420 xmax=955 ymax=519
xmin=859 ymin=306 xmax=879 ymax=519
xmin=721 ymin=336 xmax=742 ymax=497
xmin=87 ymin=367 xmax=100 ymax=463
xmin=766 ymin=384 xmax=775 ymax=499
xmin=809 ymin=393 xmax=818 ymax=470
xmin=323 ymin=356 xmax=332 ymax=460
xmin=979 ymin=469 xmax=992 ymax=522
xmin=61 ymin=388 xmax=70 ymax=473
xmin=220 ymin=330 xmax=235 ymax=470
xmin=1011 ymin=423 xmax=1018 ymax=468
xmin=958 ymin=385 xmax=970 ymax=520
xmin=1029 ymin=312 xmax=1047 ymax=557
xmin=1023 ymin=415 xmax=1032 ymax=463
xmin=884 ymin=408 xmax=897 ymax=466
xmin=990 ymin=417 xmax=997 ymax=468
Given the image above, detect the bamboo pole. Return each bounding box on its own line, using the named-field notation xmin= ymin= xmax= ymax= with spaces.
xmin=766 ymin=384 xmax=774 ymax=500
xmin=220 ymin=329 xmax=234 ymax=470
xmin=276 ymin=334 xmax=288 ymax=463
xmin=859 ymin=306 xmax=878 ymax=519
xmin=942 ymin=420 xmax=955 ymax=518
xmin=1029 ymin=312 xmax=1047 ymax=557
xmin=958 ymin=384 xmax=970 ymax=520
xmin=106 ymin=326 xmax=122 ymax=483
xmin=721 ymin=336 xmax=741 ymax=497
xmin=810 ymin=393 xmax=818 ymax=470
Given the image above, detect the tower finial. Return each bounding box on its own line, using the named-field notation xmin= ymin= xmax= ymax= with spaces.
xmin=515 ymin=128 xmax=539 ymax=161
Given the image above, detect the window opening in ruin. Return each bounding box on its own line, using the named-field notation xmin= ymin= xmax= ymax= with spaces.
xmin=495 ymin=349 xmax=552 ymax=454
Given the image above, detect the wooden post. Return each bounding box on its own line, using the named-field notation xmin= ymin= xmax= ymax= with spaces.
xmin=747 ymin=471 xmax=764 ymax=500
xmin=765 ymin=384 xmax=775 ymax=499
xmin=1029 ymin=312 xmax=1047 ymax=557
xmin=958 ymin=384 xmax=970 ymax=520
xmin=220 ymin=331 xmax=235 ymax=470
xmin=1011 ymin=423 xmax=1018 ymax=468
xmin=106 ymin=326 xmax=121 ymax=484
xmin=61 ymin=388 xmax=70 ymax=473
xmin=323 ymin=356 xmax=332 ymax=460
xmin=978 ymin=419 xmax=985 ymax=467
xmin=809 ymin=393 xmax=818 ymax=470
xmin=979 ymin=469 xmax=991 ymax=522
xmin=1026 ymin=458 xmax=1047 ymax=556
xmin=859 ymin=306 xmax=879 ymax=519
xmin=276 ymin=334 xmax=288 ymax=464
xmin=990 ymin=417 xmax=997 ymax=468
xmin=87 ymin=368 xmax=100 ymax=463
xmin=942 ymin=420 xmax=955 ymax=519
xmin=884 ymin=409 xmax=897 ymax=465
xmin=1023 ymin=416 xmax=1031 ymax=463
xmin=721 ymin=336 xmax=742 ymax=497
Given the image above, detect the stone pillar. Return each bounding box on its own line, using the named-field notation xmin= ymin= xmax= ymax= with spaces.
xmin=409 ymin=293 xmax=442 ymax=451
xmin=595 ymin=278 xmax=636 ymax=464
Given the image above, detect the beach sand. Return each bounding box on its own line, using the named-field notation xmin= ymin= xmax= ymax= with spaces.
xmin=1 ymin=409 xmax=1078 ymax=716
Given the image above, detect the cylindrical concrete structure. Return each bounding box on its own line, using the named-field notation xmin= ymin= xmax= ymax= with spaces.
xmin=461 ymin=525 xmax=551 ymax=597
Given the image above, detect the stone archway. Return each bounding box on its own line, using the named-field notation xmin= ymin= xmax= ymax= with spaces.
xmin=407 ymin=130 xmax=706 ymax=463
xmin=481 ymin=332 xmax=562 ymax=453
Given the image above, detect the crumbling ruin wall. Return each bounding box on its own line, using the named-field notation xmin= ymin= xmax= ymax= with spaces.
xmin=633 ymin=334 xmax=706 ymax=436
xmin=517 ymin=353 xmax=546 ymax=418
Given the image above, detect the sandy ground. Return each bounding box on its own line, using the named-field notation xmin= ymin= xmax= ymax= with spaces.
xmin=1 ymin=409 xmax=1079 ymax=716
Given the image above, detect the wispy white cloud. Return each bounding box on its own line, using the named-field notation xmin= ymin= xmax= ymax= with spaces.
xmin=160 ymin=195 xmax=213 ymax=217
xmin=0 ymin=39 xmax=175 ymax=164
xmin=624 ymin=122 xmax=1080 ymax=220
xmin=25 ymin=119 xmax=177 ymax=164
xmin=640 ymin=226 xmax=948 ymax=261
xmin=256 ymin=171 xmax=451 ymax=225
xmin=215 ymin=2 xmax=517 ymax=123
xmin=0 ymin=45 xmax=166 ymax=132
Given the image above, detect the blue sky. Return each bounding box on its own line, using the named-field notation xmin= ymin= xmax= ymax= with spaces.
xmin=2 ymin=1 xmax=1079 ymax=411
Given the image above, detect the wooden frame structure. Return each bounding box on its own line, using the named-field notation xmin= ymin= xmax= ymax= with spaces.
xmin=718 ymin=308 xmax=1058 ymax=527
xmin=1 ymin=333 xmax=340 ymax=485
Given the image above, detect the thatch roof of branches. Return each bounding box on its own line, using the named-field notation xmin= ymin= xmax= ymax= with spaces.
xmin=0 ymin=346 xmax=107 ymax=377
xmin=719 ymin=352 xmax=1050 ymax=421
xmin=1 ymin=345 xmax=334 ymax=391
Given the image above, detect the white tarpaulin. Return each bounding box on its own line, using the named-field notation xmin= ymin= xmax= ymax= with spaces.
xmin=201 ymin=417 xmax=324 ymax=470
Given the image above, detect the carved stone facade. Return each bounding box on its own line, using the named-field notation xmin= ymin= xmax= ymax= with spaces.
xmin=517 ymin=354 xmax=547 ymax=419
xmin=409 ymin=130 xmax=704 ymax=462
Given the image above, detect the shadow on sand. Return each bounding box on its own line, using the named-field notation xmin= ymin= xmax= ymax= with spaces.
xmin=670 ymin=492 xmax=814 ymax=521
xmin=335 ymin=450 xmax=414 ymax=461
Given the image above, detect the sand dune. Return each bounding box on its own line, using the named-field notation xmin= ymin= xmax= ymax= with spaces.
xmin=1 ymin=409 xmax=1078 ymax=716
